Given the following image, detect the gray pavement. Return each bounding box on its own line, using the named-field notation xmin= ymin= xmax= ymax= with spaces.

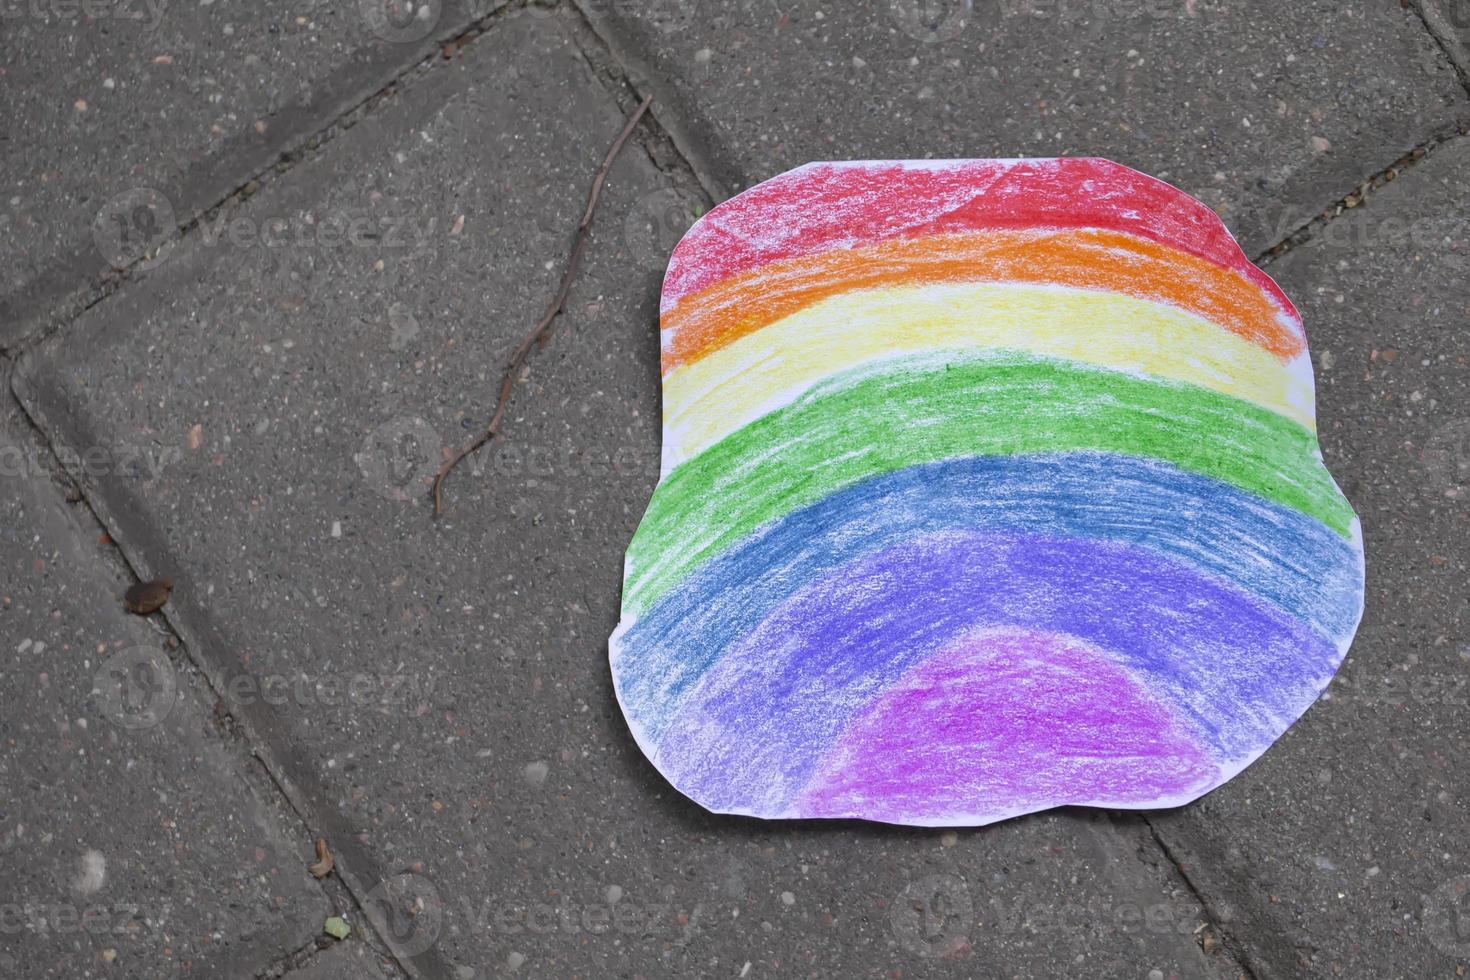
xmin=578 ymin=0 xmax=1469 ymax=254
xmin=0 ymin=388 xmax=328 ymax=978
xmin=2 ymin=2 xmax=1469 ymax=979
xmin=1 ymin=0 xmax=509 ymax=346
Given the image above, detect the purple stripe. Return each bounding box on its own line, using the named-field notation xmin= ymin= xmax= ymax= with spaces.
xmin=655 ymin=531 xmax=1341 ymax=817
xmin=798 ymin=628 xmax=1218 ymax=824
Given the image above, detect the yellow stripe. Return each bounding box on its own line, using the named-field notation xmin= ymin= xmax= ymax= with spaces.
xmin=662 ymin=281 xmax=1316 ymax=468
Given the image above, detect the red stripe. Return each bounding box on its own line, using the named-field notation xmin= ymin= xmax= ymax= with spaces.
xmin=663 ymin=158 xmax=1298 ymax=329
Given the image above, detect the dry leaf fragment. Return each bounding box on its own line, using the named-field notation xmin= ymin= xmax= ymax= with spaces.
xmin=308 ymin=838 xmax=334 ymax=878
xmin=123 ymin=579 xmax=173 ymax=615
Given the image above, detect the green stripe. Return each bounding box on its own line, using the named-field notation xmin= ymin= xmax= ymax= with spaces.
xmin=627 ymin=351 xmax=1354 ymax=614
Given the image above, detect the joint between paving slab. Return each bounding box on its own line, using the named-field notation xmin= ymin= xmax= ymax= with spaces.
xmin=1253 ymin=123 xmax=1470 ymax=268
xmin=0 ymin=371 xmax=390 ymax=978
xmin=1411 ymin=1 xmax=1470 ymax=92
xmin=567 ymin=0 xmax=731 ymax=205
xmin=254 ymin=931 xmax=401 ymax=980
xmin=2 ymin=2 xmax=522 ymax=361
xmin=1142 ymin=815 xmax=1265 ymax=980
xmin=254 ymin=935 xmax=341 ymax=980
xmin=560 ymin=3 xmax=715 ymax=214
xmin=5 ymin=370 xmax=445 ymax=980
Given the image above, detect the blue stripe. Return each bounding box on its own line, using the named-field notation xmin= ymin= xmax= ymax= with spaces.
xmin=652 ymin=530 xmax=1341 ymax=812
xmin=613 ymin=452 xmax=1362 ymax=745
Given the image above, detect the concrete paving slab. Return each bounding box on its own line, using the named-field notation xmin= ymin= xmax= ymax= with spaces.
xmin=576 ymin=0 xmax=1469 ymax=255
xmin=1147 ymin=138 xmax=1470 ymax=978
xmin=0 ymin=389 xmax=327 ymax=979
xmin=15 ymin=8 xmax=1242 ymax=978
xmin=0 ymin=0 xmax=508 ymax=347
xmin=1417 ymin=0 xmax=1470 ymax=77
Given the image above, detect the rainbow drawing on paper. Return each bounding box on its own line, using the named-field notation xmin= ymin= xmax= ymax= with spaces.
xmin=610 ymin=158 xmax=1365 ymax=827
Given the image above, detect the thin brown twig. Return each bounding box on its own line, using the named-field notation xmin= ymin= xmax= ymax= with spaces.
xmin=431 ymin=94 xmax=654 ymax=517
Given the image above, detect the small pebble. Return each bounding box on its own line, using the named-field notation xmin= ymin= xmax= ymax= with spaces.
xmin=523 ymin=761 xmax=548 ymax=786
xmin=123 ymin=580 xmax=173 ymax=615
xmin=606 ymin=884 xmax=623 ymax=904
xmin=780 ymin=890 xmax=795 ymax=906
xmin=507 ymin=952 xmax=526 ymax=971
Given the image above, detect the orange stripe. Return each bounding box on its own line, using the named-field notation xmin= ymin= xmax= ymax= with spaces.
xmin=660 ymin=229 xmax=1304 ymax=374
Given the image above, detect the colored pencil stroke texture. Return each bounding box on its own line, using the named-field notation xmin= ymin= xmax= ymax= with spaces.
xmin=611 ymin=158 xmax=1365 ymax=826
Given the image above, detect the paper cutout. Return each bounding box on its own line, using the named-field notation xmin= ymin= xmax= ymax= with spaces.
xmin=610 ymin=158 xmax=1365 ymax=826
